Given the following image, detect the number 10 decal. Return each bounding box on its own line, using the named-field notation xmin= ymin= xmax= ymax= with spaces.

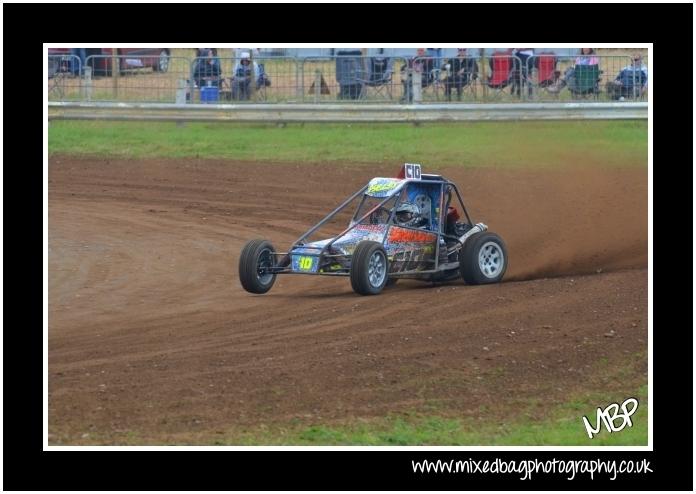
xmin=299 ymin=256 xmax=313 ymax=270
xmin=404 ymin=163 xmax=422 ymax=180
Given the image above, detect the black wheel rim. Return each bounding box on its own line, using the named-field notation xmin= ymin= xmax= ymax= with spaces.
xmin=256 ymin=248 xmax=274 ymax=285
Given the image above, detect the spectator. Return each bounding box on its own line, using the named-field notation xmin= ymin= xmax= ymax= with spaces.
xmin=192 ymin=48 xmax=222 ymax=88
xmin=400 ymin=48 xmax=436 ymax=102
xmin=399 ymin=59 xmax=414 ymax=103
xmin=426 ymin=48 xmax=443 ymax=70
xmin=606 ymin=54 xmax=648 ymax=100
xmin=415 ymin=48 xmax=436 ymax=86
xmin=547 ymin=48 xmax=599 ymax=93
xmin=231 ymin=51 xmax=263 ymax=100
xmin=513 ymin=48 xmax=534 ymax=70
xmin=511 ymin=48 xmax=534 ymax=97
xmin=70 ymin=48 xmax=87 ymax=77
xmin=442 ymin=48 xmax=478 ymax=101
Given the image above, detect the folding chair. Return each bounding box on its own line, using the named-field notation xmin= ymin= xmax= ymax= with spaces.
xmin=442 ymin=58 xmax=478 ymax=101
xmin=357 ymin=57 xmax=394 ymax=100
xmin=526 ymin=53 xmax=558 ymax=98
xmin=254 ymin=63 xmax=271 ymax=101
xmin=335 ymin=50 xmax=363 ymax=100
xmin=569 ymin=64 xmax=601 ymax=99
xmin=607 ymin=66 xmax=647 ymax=100
xmin=485 ymin=52 xmax=515 ymax=98
xmin=219 ymin=63 xmax=270 ymax=102
xmin=418 ymin=58 xmax=443 ymax=100
xmin=534 ymin=53 xmax=558 ymax=87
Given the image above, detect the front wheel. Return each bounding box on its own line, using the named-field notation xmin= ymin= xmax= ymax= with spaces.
xmin=350 ymin=241 xmax=389 ymax=295
xmin=459 ymin=232 xmax=508 ymax=284
xmin=239 ymin=239 xmax=277 ymax=294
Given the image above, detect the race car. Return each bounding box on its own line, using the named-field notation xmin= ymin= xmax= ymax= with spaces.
xmin=239 ymin=163 xmax=507 ymax=296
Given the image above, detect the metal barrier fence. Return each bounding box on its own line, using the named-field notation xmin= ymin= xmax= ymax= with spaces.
xmin=299 ymin=56 xmax=408 ymax=103
xmin=409 ymin=55 xmax=496 ymax=102
xmin=48 ymin=102 xmax=649 ymax=123
xmin=524 ymin=55 xmax=644 ymax=101
xmin=47 ymin=53 xmax=648 ymax=104
xmin=190 ymin=56 xmax=300 ymax=103
xmin=408 ymin=54 xmax=643 ymax=102
xmin=48 ymin=55 xmax=82 ymax=101
xmin=53 ymin=55 xmax=192 ymax=103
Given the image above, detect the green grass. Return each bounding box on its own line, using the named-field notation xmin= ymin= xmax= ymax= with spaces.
xmin=212 ymin=351 xmax=648 ymax=446
xmin=215 ymin=384 xmax=648 ymax=446
xmin=65 ymin=383 xmax=645 ymax=446
xmin=48 ymin=120 xmax=647 ymax=168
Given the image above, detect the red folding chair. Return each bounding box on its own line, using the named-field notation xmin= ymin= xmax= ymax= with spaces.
xmin=484 ymin=51 xmax=516 ymax=99
xmin=534 ymin=53 xmax=558 ymax=87
xmin=486 ymin=52 xmax=513 ymax=89
xmin=523 ymin=52 xmax=559 ymax=99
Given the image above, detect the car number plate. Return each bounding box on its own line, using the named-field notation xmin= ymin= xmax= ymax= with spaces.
xmin=293 ymin=255 xmax=316 ymax=272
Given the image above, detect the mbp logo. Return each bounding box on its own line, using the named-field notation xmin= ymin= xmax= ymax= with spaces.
xmin=404 ymin=163 xmax=421 ymax=179
xmin=582 ymin=397 xmax=639 ymax=439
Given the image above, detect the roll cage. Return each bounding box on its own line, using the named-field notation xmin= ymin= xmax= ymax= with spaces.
xmin=265 ymin=172 xmax=474 ymax=278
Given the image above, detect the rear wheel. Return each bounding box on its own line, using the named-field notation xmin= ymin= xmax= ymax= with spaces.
xmin=350 ymin=241 xmax=389 ymax=295
xmin=459 ymin=232 xmax=507 ymax=284
xmin=239 ymin=239 xmax=277 ymax=294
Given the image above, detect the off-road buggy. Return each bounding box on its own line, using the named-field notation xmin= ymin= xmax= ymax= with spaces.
xmin=239 ymin=164 xmax=507 ymax=295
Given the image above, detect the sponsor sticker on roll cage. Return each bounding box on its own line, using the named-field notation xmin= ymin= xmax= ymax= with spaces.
xmin=366 ymin=178 xmax=404 ymax=197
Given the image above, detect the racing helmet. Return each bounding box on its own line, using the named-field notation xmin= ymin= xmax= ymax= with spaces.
xmin=394 ymin=202 xmax=422 ymax=227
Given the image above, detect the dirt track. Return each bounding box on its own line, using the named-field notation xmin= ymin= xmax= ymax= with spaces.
xmin=48 ymin=157 xmax=648 ymax=444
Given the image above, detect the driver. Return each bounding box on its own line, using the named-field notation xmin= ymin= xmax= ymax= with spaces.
xmin=394 ymin=202 xmax=427 ymax=228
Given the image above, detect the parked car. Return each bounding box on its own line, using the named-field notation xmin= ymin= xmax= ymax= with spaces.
xmin=47 ymin=48 xmax=171 ymax=76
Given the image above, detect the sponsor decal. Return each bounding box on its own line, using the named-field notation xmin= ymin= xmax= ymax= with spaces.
xmin=366 ymin=178 xmax=402 ymax=196
xmin=388 ymin=227 xmax=437 ymax=244
xmin=349 ymin=224 xmax=387 ymax=234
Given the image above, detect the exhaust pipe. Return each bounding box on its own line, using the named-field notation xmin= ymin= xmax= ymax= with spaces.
xmin=444 ymin=222 xmax=489 ymax=257
xmin=459 ymin=222 xmax=487 ymax=244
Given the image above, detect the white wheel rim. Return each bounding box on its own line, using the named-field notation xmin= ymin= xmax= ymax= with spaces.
xmin=478 ymin=241 xmax=504 ymax=278
xmin=368 ymin=251 xmax=386 ymax=287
